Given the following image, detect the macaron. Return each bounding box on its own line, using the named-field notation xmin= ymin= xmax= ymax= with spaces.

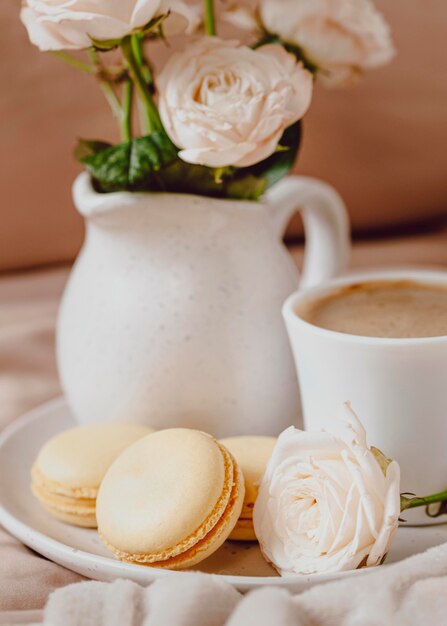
xmin=97 ymin=428 xmax=245 ymax=569
xmin=219 ymin=436 xmax=276 ymax=541
xmin=31 ymin=422 xmax=152 ymax=527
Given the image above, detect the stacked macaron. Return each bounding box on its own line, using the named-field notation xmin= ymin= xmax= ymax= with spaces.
xmin=96 ymin=429 xmax=245 ymax=569
xmin=32 ymin=424 xmax=275 ymax=569
xmin=220 ymin=436 xmax=276 ymax=540
xmin=31 ymin=422 xmax=152 ymax=527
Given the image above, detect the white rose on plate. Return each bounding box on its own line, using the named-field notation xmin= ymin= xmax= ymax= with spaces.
xmin=157 ymin=37 xmax=313 ymax=168
xmin=21 ymin=0 xmax=199 ymax=51
xmin=253 ymin=402 xmax=401 ymax=576
xmin=260 ymin=0 xmax=395 ymax=86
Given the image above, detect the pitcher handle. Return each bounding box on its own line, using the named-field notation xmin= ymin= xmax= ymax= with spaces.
xmin=265 ymin=175 xmax=350 ymax=289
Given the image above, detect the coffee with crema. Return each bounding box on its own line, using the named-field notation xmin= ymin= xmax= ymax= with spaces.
xmin=299 ymin=280 xmax=447 ymax=338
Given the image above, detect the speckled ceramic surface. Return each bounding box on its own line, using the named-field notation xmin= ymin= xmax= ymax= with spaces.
xmin=1 ymin=398 xmax=447 ymax=593
xmin=57 ymin=174 xmax=349 ymax=438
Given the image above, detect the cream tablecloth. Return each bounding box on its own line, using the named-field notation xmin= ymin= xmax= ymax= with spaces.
xmin=1 ymin=229 xmax=447 ymax=616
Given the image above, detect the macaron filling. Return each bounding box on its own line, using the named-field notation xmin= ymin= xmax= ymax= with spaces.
xmin=31 ymin=464 xmax=99 ymax=500
xmin=31 ymin=483 xmax=95 ymax=513
xmin=31 ymin=464 xmax=97 ymax=526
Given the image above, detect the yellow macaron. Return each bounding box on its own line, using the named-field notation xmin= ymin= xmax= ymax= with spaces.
xmin=219 ymin=436 xmax=276 ymax=541
xmin=97 ymin=428 xmax=245 ymax=569
xmin=31 ymin=422 xmax=152 ymax=527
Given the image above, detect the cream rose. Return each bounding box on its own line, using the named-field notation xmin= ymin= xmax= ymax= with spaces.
xmin=20 ymin=0 xmax=199 ymax=51
xmin=157 ymin=38 xmax=313 ymax=168
xmin=260 ymin=0 xmax=395 ymax=86
xmin=253 ymin=403 xmax=401 ymax=575
xmin=221 ymin=5 xmax=260 ymax=33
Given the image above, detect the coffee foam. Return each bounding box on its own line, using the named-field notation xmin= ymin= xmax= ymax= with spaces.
xmin=298 ymin=280 xmax=447 ymax=339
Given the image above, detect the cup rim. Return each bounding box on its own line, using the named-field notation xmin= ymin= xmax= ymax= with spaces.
xmin=282 ymin=268 xmax=447 ymax=345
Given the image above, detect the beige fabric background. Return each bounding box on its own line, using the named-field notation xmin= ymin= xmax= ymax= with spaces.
xmin=1 ymin=0 xmax=447 ymax=271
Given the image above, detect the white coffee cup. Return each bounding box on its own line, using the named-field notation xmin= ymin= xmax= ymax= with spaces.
xmin=283 ymin=269 xmax=447 ymax=525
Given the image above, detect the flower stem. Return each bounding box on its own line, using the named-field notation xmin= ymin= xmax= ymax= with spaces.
xmin=131 ymin=34 xmax=152 ymax=85
xmin=50 ymin=51 xmax=95 ymax=74
xmin=121 ymin=80 xmax=133 ymax=142
xmin=87 ymin=49 xmax=123 ymax=123
xmin=401 ymin=490 xmax=447 ymax=511
xmin=100 ymin=81 xmax=124 ymax=122
xmin=204 ymin=0 xmax=216 ymax=35
xmin=121 ymin=36 xmax=162 ymax=134
xmin=130 ymin=34 xmax=153 ymax=135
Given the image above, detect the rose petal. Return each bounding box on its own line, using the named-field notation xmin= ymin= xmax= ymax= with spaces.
xmin=260 ymin=0 xmax=395 ymax=87
xmin=157 ymin=37 xmax=313 ymax=168
xmin=254 ymin=409 xmax=401 ymax=576
xmin=21 ymin=0 xmax=197 ymax=50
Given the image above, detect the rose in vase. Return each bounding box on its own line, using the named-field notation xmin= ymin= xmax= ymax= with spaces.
xmin=21 ymin=0 xmax=198 ymax=51
xmin=157 ymin=38 xmax=313 ymax=168
xmin=260 ymin=0 xmax=395 ymax=86
xmin=19 ymin=0 xmax=395 ymax=198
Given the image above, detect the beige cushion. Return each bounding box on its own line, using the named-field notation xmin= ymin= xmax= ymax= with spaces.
xmin=1 ymin=1 xmax=446 ymax=271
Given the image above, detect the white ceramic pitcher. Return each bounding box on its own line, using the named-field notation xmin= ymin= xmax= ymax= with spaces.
xmin=57 ymin=173 xmax=350 ymax=437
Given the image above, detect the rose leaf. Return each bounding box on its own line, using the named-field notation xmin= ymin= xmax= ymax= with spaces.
xmin=240 ymin=121 xmax=302 ymax=190
xmin=74 ymin=139 xmax=112 ymax=162
xmin=80 ymin=133 xmax=178 ymax=192
xmin=158 ymin=161 xmax=267 ymax=201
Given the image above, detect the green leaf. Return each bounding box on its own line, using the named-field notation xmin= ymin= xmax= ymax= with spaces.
xmin=80 ymin=133 xmax=178 ymax=192
xmin=77 ymin=124 xmax=300 ymax=200
xmin=226 ymin=175 xmax=267 ymax=200
xmin=159 ymin=123 xmax=300 ymax=200
xmin=89 ymin=37 xmax=123 ymax=51
xmin=139 ymin=14 xmax=169 ymax=37
xmin=252 ymin=33 xmax=282 ymax=49
xmin=253 ymin=34 xmax=319 ymax=75
xmin=74 ymin=139 xmax=112 ymax=161
xmin=283 ymin=43 xmax=320 ymax=75
xmin=243 ymin=122 xmax=302 ymax=190
xmin=160 ymin=161 xmax=230 ymax=197
xmin=158 ymin=162 xmax=267 ymax=201
xmin=83 ymin=142 xmax=131 ymax=191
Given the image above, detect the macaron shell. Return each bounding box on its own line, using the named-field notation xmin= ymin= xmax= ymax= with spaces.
xmin=37 ymin=502 xmax=97 ymax=528
xmin=31 ymin=482 xmax=96 ymax=528
xmin=97 ymin=429 xmax=230 ymax=558
xmin=159 ymin=456 xmax=245 ymax=569
xmin=31 ymin=422 xmax=152 ymax=528
xmin=32 ymin=481 xmax=95 ymax=514
xmin=100 ymin=447 xmax=245 ymax=570
xmin=219 ymin=436 xmax=276 ymax=542
xmin=219 ymin=437 xmax=276 ymax=488
xmin=34 ymin=422 xmax=153 ymax=497
xmin=229 ymin=520 xmax=257 ymax=542
xmin=40 ymin=505 xmax=97 ymax=528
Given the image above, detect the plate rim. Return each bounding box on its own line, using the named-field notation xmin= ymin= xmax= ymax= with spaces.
xmin=0 ymin=398 xmax=378 ymax=591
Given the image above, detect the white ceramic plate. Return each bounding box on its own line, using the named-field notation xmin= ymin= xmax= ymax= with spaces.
xmin=1 ymin=398 xmax=447 ymax=593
